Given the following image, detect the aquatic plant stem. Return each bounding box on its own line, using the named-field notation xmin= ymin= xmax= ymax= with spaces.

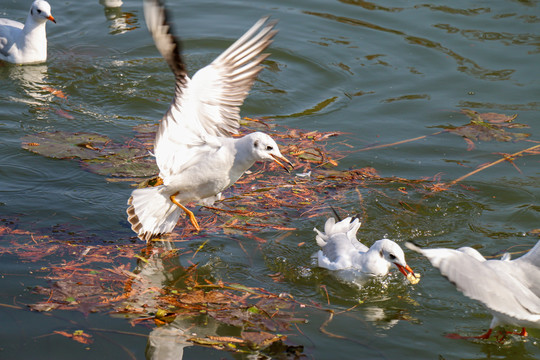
xmin=355 ymin=131 xmax=445 ymax=152
xmin=447 ymin=143 xmax=540 ymax=187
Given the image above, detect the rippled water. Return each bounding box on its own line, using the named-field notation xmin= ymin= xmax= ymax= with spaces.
xmin=1 ymin=0 xmax=539 ymax=359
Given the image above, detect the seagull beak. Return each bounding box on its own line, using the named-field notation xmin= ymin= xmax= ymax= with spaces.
xmin=270 ymin=153 xmax=293 ymax=173
xmin=47 ymin=15 xmax=56 ymax=23
xmin=394 ymin=263 xmax=414 ymax=277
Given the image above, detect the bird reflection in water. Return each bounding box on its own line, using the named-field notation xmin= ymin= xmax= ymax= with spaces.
xmin=99 ymin=0 xmax=137 ymax=35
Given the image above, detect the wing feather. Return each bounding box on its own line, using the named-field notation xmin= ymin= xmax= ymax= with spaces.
xmin=408 ymin=244 xmax=540 ymax=324
xmin=143 ymin=0 xmax=277 ymax=178
xmin=0 ymin=19 xmax=24 ymax=55
xmin=143 ymin=0 xmax=187 ymax=88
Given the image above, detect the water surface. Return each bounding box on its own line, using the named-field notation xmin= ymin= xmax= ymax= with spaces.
xmin=1 ymin=0 xmax=539 ymax=359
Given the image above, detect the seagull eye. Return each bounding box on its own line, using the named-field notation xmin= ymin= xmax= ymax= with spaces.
xmin=266 ymin=145 xmax=273 ymax=151
xmin=389 ymin=254 xmax=396 ymax=260
xmin=37 ymin=9 xmax=42 ymax=13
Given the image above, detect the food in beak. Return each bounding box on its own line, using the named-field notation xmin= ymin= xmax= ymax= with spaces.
xmin=406 ymin=272 xmax=421 ymax=284
xmin=395 ymin=263 xmax=421 ymax=284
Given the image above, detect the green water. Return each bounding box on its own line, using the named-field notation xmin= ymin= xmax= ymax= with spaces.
xmin=1 ymin=0 xmax=539 ymax=359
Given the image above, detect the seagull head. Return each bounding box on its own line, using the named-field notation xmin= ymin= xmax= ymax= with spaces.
xmin=373 ymin=239 xmax=414 ymax=278
xmin=31 ymin=0 xmax=56 ymax=24
xmin=249 ymin=132 xmax=293 ymax=173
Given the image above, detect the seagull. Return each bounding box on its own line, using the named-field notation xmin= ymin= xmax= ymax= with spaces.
xmin=0 ymin=0 xmax=55 ymax=64
xmin=127 ymin=0 xmax=292 ymax=241
xmin=406 ymin=241 xmax=540 ymax=340
xmin=314 ymin=217 xmax=417 ymax=285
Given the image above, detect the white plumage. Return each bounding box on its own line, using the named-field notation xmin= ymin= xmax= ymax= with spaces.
xmin=314 ymin=217 xmax=415 ymax=284
xmin=127 ymin=0 xmax=291 ymax=241
xmin=407 ymin=241 xmax=540 ymax=338
xmin=0 ymin=0 xmax=55 ymax=64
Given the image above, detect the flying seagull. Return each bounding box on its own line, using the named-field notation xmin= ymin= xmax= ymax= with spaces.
xmin=407 ymin=241 xmax=540 ymax=339
xmin=127 ymin=0 xmax=291 ymax=241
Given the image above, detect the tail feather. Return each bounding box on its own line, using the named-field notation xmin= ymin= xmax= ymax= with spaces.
xmin=314 ymin=217 xmax=363 ymax=249
xmin=322 ymin=217 xmax=360 ymax=237
xmin=126 ymin=186 xmax=181 ymax=241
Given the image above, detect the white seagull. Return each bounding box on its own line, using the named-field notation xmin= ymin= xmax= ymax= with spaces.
xmin=406 ymin=241 xmax=540 ymax=339
xmin=0 ymin=0 xmax=55 ymax=64
xmin=314 ymin=217 xmax=417 ymax=284
xmin=127 ymin=0 xmax=291 ymax=241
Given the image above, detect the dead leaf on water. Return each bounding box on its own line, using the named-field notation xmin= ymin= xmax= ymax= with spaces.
xmin=242 ymin=331 xmax=284 ymax=348
xmin=53 ymin=330 xmax=94 ymax=344
xmin=442 ymin=109 xmax=530 ymax=145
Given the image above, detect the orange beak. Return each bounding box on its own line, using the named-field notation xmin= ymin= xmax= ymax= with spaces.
xmin=270 ymin=153 xmax=293 ymax=173
xmin=394 ymin=263 xmax=414 ymax=277
xmin=47 ymin=15 xmax=56 ymax=23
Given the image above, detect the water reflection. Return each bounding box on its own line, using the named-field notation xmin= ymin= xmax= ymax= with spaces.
xmin=100 ymin=0 xmax=123 ymax=6
xmin=146 ymin=316 xmax=195 ymax=360
xmin=5 ymin=64 xmax=50 ymax=105
xmin=127 ymin=241 xmax=176 ymax=311
xmin=99 ymin=0 xmax=138 ymax=35
xmin=146 ymin=314 xmax=223 ymax=360
xmin=125 ymin=242 xmax=224 ymax=360
xmin=126 ymin=242 xmax=190 ymax=360
xmin=362 ymin=306 xmax=401 ymax=330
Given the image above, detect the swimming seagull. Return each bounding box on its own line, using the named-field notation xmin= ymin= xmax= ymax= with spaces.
xmin=314 ymin=217 xmax=418 ymax=285
xmin=0 ymin=0 xmax=56 ymax=64
xmin=127 ymin=0 xmax=292 ymax=241
xmin=406 ymin=241 xmax=540 ymax=339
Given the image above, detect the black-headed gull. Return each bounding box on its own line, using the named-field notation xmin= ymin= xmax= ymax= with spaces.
xmin=406 ymin=241 xmax=540 ymax=339
xmin=314 ymin=217 xmax=418 ymax=285
xmin=0 ymin=0 xmax=55 ymax=64
xmin=127 ymin=0 xmax=292 ymax=241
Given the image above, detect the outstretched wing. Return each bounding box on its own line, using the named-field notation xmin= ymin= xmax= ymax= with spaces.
xmin=408 ymin=244 xmax=540 ymax=324
xmin=143 ymin=0 xmax=187 ymax=92
xmin=511 ymin=240 xmax=540 ymax=299
xmin=143 ymin=0 xmax=278 ymax=178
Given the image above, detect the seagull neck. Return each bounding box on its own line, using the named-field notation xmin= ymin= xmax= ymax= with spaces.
xmin=361 ymin=245 xmax=391 ymax=274
xmin=22 ymin=14 xmax=46 ymax=37
xmin=19 ymin=15 xmax=47 ymax=58
xmin=231 ymin=136 xmax=258 ymax=175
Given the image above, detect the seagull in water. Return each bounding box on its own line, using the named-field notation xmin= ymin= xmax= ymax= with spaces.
xmin=0 ymin=0 xmax=55 ymax=64
xmin=127 ymin=0 xmax=292 ymax=241
xmin=406 ymin=241 xmax=540 ymax=340
xmin=314 ymin=217 xmax=417 ymax=285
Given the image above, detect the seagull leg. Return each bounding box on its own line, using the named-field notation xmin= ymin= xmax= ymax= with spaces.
xmin=507 ymin=328 xmax=527 ymax=337
xmin=170 ymin=192 xmax=201 ymax=231
xmin=494 ymin=327 xmax=528 ymax=343
xmin=447 ymin=327 xmax=528 ymax=342
xmin=474 ymin=329 xmax=493 ymax=340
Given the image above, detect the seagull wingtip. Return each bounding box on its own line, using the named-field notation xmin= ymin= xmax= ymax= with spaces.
xmin=405 ymin=241 xmax=422 ymax=253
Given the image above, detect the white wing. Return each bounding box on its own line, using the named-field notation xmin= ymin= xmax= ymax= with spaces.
xmin=511 ymin=240 xmax=540 ymax=299
xmin=0 ymin=19 xmax=23 ymax=56
xmin=143 ymin=0 xmax=278 ymax=178
xmin=408 ymin=244 xmax=540 ymax=324
xmin=318 ymin=233 xmax=360 ymax=267
xmin=514 ymin=240 xmax=540 ymax=268
xmin=315 ymin=217 xmax=367 ymax=269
